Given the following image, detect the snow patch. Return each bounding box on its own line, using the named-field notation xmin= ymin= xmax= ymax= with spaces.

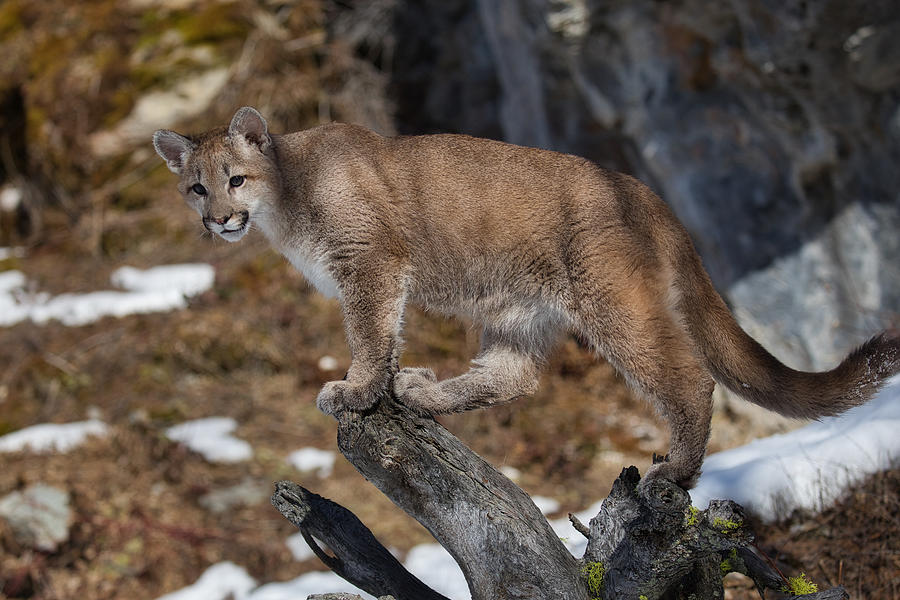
xmin=499 ymin=465 xmax=521 ymax=481
xmin=285 ymin=532 xmax=317 ymax=562
xmin=29 ymin=289 xmax=190 ymax=326
xmin=549 ymin=499 xmax=604 ymax=558
xmin=0 ymin=270 xmax=30 ymax=325
xmin=690 ymin=375 xmax=900 ymax=521
xmin=0 ymin=247 xmax=26 ymax=260
xmin=0 ymin=263 xmax=214 ymax=327
xmin=531 ymin=495 xmax=561 ymax=515
xmin=403 ymin=543 xmax=470 ymax=599
xmin=0 ymin=269 xmax=26 ymax=292
xmin=165 ymin=417 xmax=253 ymax=463
xmin=111 ymin=264 xmax=215 ymax=297
xmin=0 ymin=420 xmax=109 ymax=454
xmin=249 ymin=571 xmax=373 ymax=600
xmin=287 ymin=447 xmax=336 ymax=477
xmin=156 ymin=562 xmax=257 ymax=600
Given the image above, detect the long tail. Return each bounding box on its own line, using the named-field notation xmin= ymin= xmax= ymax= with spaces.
xmin=675 ymin=252 xmax=900 ymax=418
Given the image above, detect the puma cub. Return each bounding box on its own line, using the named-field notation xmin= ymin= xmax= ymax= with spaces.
xmin=154 ymin=107 xmax=900 ymax=488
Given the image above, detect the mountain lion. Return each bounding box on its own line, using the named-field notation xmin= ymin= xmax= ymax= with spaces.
xmin=154 ymin=107 xmax=899 ymax=489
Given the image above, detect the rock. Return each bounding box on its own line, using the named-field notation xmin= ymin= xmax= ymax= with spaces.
xmin=844 ymin=22 xmax=900 ymax=92
xmin=730 ymin=202 xmax=900 ymax=371
xmin=0 ymin=184 xmax=22 ymax=212
xmin=0 ymin=484 xmax=72 ymax=552
xmin=88 ymin=67 xmax=229 ymax=157
xmin=476 ymin=1 xmax=553 ymax=149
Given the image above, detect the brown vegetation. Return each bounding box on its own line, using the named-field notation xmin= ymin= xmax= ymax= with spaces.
xmin=1 ymin=1 xmax=895 ymax=598
xmin=1 ymin=195 xmax=896 ymax=598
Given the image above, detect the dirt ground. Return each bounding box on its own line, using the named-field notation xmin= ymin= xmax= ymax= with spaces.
xmin=0 ymin=198 xmax=897 ymax=599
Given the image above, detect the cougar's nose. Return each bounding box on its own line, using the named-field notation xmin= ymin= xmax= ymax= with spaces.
xmin=204 ymin=213 xmax=229 ymax=226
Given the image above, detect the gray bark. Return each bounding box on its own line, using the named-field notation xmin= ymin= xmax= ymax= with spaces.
xmin=584 ymin=466 xmax=752 ymax=599
xmin=271 ymin=398 xmax=852 ymax=600
xmin=336 ymin=399 xmax=586 ymax=600
xmin=272 ymin=481 xmax=447 ymax=600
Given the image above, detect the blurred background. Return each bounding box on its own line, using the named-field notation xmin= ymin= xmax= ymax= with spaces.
xmin=0 ymin=0 xmax=898 ymax=598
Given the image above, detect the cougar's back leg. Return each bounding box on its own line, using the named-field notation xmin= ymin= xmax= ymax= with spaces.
xmin=394 ymin=318 xmax=558 ymax=415
xmin=569 ymin=263 xmax=716 ymax=488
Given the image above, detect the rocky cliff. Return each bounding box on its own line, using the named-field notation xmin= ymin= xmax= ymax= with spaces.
xmin=335 ymin=0 xmax=900 ymax=371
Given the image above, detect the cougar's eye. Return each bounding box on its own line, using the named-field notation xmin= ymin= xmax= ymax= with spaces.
xmin=191 ymin=183 xmax=207 ymax=196
xmin=229 ymin=175 xmax=245 ymax=187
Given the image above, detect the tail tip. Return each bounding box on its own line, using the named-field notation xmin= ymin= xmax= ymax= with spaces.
xmin=859 ymin=329 xmax=900 ymax=381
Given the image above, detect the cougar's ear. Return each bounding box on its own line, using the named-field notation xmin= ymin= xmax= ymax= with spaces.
xmin=153 ymin=130 xmax=194 ymax=174
xmin=228 ymin=106 xmax=271 ymax=152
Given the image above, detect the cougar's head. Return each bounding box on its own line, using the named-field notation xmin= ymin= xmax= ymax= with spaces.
xmin=153 ymin=107 xmax=280 ymax=242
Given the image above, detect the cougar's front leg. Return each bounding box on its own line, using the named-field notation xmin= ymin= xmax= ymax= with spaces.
xmin=394 ymin=327 xmax=546 ymax=415
xmin=316 ymin=259 xmax=408 ymax=416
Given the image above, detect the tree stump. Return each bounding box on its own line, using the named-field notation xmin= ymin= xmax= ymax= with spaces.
xmin=272 ymin=397 xmax=850 ymax=600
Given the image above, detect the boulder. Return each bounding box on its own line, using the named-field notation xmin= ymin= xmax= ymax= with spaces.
xmin=0 ymin=483 xmax=72 ymax=552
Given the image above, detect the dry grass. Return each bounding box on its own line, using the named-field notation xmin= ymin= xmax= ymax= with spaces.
xmin=749 ymin=466 xmax=900 ymax=600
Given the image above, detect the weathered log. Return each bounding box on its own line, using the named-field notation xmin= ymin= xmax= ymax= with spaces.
xmin=788 ymin=589 xmax=849 ymax=600
xmin=336 ymin=398 xmax=587 ymax=600
xmin=727 ymin=547 xmax=849 ymax=600
xmin=272 ymin=396 xmax=853 ymax=600
xmin=583 ymin=466 xmax=752 ymax=599
xmin=271 ymin=480 xmax=447 ymax=600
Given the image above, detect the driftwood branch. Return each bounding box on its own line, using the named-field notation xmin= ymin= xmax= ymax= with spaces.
xmin=337 ymin=398 xmax=585 ymax=600
xmin=271 ymin=480 xmax=446 ymax=600
xmin=272 ymin=397 xmax=853 ymax=600
xmin=727 ymin=547 xmax=849 ymax=600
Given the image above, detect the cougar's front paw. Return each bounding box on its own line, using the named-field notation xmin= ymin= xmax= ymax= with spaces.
xmin=316 ymin=380 xmax=379 ymax=416
xmin=393 ymin=367 xmax=441 ymax=415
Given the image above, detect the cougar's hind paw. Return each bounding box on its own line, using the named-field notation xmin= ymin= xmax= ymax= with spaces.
xmin=393 ymin=367 xmax=444 ymax=416
xmin=640 ymin=459 xmax=699 ymax=495
xmin=395 ymin=367 xmax=437 ymax=384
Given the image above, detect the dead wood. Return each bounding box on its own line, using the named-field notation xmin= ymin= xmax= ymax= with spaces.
xmin=272 ymin=397 xmax=853 ymax=600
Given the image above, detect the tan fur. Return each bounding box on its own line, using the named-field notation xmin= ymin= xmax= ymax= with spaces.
xmin=154 ymin=107 xmax=900 ymax=489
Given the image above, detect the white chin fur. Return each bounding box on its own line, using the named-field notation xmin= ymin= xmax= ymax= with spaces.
xmin=219 ymin=227 xmax=248 ymax=242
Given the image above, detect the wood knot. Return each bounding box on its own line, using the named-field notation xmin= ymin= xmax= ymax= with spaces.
xmin=379 ymin=435 xmax=404 ymax=469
